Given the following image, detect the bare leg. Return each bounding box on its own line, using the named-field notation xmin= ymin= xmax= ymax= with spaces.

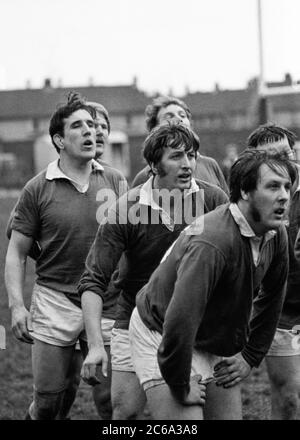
xmin=111 ymin=370 xmax=146 ymax=420
xmin=145 ymin=383 xmax=203 ymax=420
xmin=203 ymin=382 xmax=242 ymax=420
xmin=56 ymin=349 xmax=83 ymax=420
xmin=266 ymin=356 xmax=300 ymax=420
xmin=31 ymin=339 xmax=75 ymax=420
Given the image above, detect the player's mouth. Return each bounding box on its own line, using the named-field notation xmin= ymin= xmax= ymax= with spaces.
xmin=96 ymin=138 xmax=104 ymax=146
xmin=178 ymin=173 xmax=191 ymax=182
xmin=83 ymin=139 xmax=94 ymax=147
xmin=273 ymin=207 xmax=286 ymax=218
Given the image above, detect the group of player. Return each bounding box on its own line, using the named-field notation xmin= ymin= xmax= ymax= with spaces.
xmin=4 ymin=91 xmax=300 ymax=420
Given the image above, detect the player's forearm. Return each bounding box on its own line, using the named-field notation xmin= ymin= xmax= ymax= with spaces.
xmin=244 ymin=282 xmax=287 ymax=367
xmin=81 ymin=290 xmax=105 ymax=348
xmin=5 ymin=248 xmax=26 ymax=310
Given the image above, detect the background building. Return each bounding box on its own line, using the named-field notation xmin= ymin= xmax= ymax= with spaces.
xmin=0 ymin=74 xmax=299 ymax=187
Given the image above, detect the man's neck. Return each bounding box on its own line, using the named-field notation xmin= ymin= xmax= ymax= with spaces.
xmin=58 ymin=155 xmax=93 ymax=185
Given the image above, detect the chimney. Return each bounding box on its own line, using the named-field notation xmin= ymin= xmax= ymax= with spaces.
xmin=168 ymin=87 xmax=174 ymax=97
xmin=247 ymin=77 xmax=259 ymax=90
xmin=284 ymin=73 xmax=292 ymax=86
xmin=43 ymin=78 xmax=52 ymax=89
xmin=132 ymin=75 xmax=138 ymax=88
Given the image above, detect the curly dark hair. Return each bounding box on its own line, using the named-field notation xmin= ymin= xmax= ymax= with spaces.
xmin=143 ymin=121 xmax=200 ymax=170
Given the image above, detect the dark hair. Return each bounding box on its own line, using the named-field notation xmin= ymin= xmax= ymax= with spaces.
xmin=49 ymin=91 xmax=96 ymax=152
xmin=229 ymin=149 xmax=297 ymax=203
xmin=247 ymin=123 xmax=297 ymax=149
xmin=143 ymin=122 xmax=200 ymax=168
xmin=145 ymin=96 xmax=192 ymax=132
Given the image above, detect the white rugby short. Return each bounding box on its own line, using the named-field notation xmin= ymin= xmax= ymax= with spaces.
xmin=30 ymin=283 xmax=114 ymax=347
xmin=129 ymin=307 xmax=222 ymax=391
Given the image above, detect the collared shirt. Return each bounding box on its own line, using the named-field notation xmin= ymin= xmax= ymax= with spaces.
xmin=46 ymin=159 xmax=104 ymax=193
xmin=11 ymin=156 xmax=127 ymax=306
xmin=139 ymin=176 xmax=199 ymax=231
xmin=229 ymin=203 xmax=276 ymax=266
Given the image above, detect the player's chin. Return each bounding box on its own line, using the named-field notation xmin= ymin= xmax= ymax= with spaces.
xmin=177 ymin=178 xmax=191 ymax=190
xmin=96 ymin=145 xmax=104 ymax=157
xmin=268 ymin=217 xmax=285 ymax=229
xmin=81 ymin=150 xmax=96 ymax=160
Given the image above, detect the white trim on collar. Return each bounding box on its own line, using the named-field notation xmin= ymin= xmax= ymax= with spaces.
xmin=139 ymin=176 xmax=199 ymax=209
xmin=92 ymin=159 xmax=104 ymax=171
xmin=46 ymin=159 xmax=103 ymax=181
xmin=45 ymin=159 xmax=103 ymax=193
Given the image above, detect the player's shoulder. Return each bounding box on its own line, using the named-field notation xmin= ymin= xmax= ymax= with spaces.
xmin=195 ymin=178 xmax=220 ymax=190
xmin=118 ymin=183 xmax=141 ymax=203
xmin=132 ymin=165 xmax=150 ymax=187
xmin=94 ymin=163 xmax=128 ymax=196
xmin=195 ymin=178 xmax=228 ymax=199
xmin=22 ymin=169 xmax=48 ymax=193
xmin=198 ymin=154 xmax=218 ymax=166
xmin=101 ymin=164 xmax=127 ymax=181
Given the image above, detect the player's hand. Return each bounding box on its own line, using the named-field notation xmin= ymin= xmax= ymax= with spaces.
xmin=213 ymin=353 xmax=251 ymax=388
xmin=11 ymin=305 xmax=34 ymax=344
xmin=181 ymin=374 xmax=207 ymax=406
xmin=81 ymin=345 xmax=108 ymax=386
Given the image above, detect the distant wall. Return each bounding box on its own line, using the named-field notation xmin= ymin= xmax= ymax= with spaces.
xmin=194 ymin=128 xmax=253 ymax=164
xmin=127 ymin=134 xmax=147 ymax=182
xmin=0 ymin=141 xmax=34 ymax=188
xmin=34 ymin=135 xmax=58 ymax=173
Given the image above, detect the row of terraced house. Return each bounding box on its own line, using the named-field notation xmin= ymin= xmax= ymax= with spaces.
xmin=0 ymin=74 xmax=300 ymax=187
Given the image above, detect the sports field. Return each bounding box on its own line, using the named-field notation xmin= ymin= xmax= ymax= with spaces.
xmin=0 ymin=196 xmax=271 ymax=420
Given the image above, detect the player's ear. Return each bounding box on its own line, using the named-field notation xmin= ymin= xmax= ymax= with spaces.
xmin=53 ymin=134 xmax=64 ymax=151
xmin=150 ymin=162 xmax=158 ymax=176
xmin=240 ymin=189 xmax=249 ymax=201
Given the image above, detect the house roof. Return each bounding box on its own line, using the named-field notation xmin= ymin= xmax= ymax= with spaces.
xmin=0 ymin=82 xmax=299 ymax=122
xmin=181 ymin=88 xmax=257 ymax=116
xmin=0 ymin=85 xmax=150 ymax=119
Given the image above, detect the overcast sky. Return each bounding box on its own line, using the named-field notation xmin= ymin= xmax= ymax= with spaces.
xmin=1 ymin=0 xmax=299 ymax=94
